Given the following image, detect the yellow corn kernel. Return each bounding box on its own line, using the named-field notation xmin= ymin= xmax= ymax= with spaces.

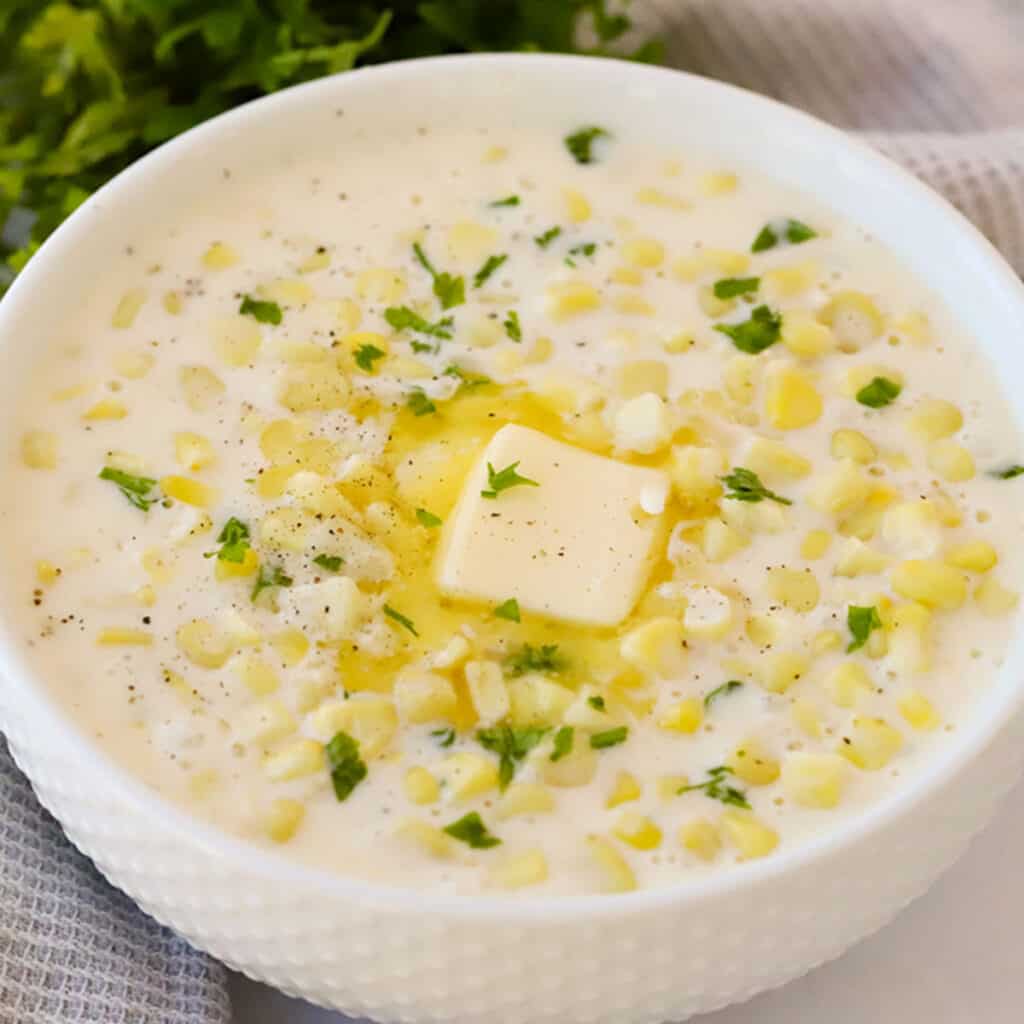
xmin=404 ymin=766 xmax=440 ymax=805
xmin=136 ymin=584 xmax=157 ymax=607
xmin=384 ymin=354 xmax=433 ymax=379
xmin=819 ymin=290 xmax=883 ymax=350
xmin=765 ymin=366 xmax=822 ymax=430
xmin=96 ymin=627 xmax=152 ymax=646
xmin=621 ymin=237 xmax=665 ymax=268
xmin=760 ymin=651 xmax=808 ymax=694
xmin=657 ymin=774 xmax=690 ymax=799
xmin=163 ymin=291 xmax=183 ymax=315
xmin=295 ymin=676 xmax=332 ymax=714
xmin=540 ymin=742 xmax=598 ymax=788
xmin=722 ymin=354 xmax=758 ymax=406
xmin=176 ymin=619 xmax=234 ymax=669
xmin=814 ymin=630 xmax=844 ymax=656
xmin=263 ymin=799 xmax=304 ymax=843
xmin=394 ymin=670 xmax=458 ymax=725
xmin=791 ymin=698 xmax=822 ymax=738
xmin=744 ymin=438 xmax=811 ymax=482
xmin=801 ymin=530 xmax=831 ymax=560
xmin=880 ymin=501 xmax=942 ymax=556
xmin=178 ymin=366 xmax=225 ymax=415
xmin=907 ymin=398 xmax=963 ymax=441
xmin=263 ymin=739 xmax=324 ymax=781
xmin=945 ymin=540 xmax=997 ymax=573
xmin=927 ymin=439 xmax=975 ymax=482
xmin=278 ymin=366 xmax=349 ymax=413
xmin=841 ymin=363 xmax=905 ymax=401
xmin=482 ymin=144 xmax=507 ymax=163
xmin=447 ymin=222 xmax=498 ymax=263
xmin=809 ymin=461 xmax=872 ymax=516
xmin=202 ymin=241 xmax=238 ymax=269
xmin=669 ymin=445 xmax=726 ymax=504
xmin=762 ymin=262 xmax=817 ymax=300
xmin=508 ymin=675 xmax=574 ymax=727
xmin=612 ymin=812 xmax=662 ymax=851
xmin=606 ymin=771 xmax=642 ymax=809
xmin=766 ymin=567 xmax=820 ymax=613
xmin=160 ymin=475 xmax=217 ymax=509
xmin=236 ymin=699 xmax=296 ymax=745
xmin=545 ymin=280 xmax=600 ymax=321
xmin=745 ymin=614 xmax=777 ymax=648
xmin=780 ymin=310 xmax=836 ymax=359
xmin=431 ymin=634 xmax=471 ymax=671
xmin=681 ymin=585 xmax=733 ymax=640
xmin=891 ymin=559 xmax=967 ymax=610
xmin=657 ymin=698 xmax=703 ymax=734
xmin=890 ymin=310 xmax=931 ymax=345
xmin=697 ymin=285 xmax=734 ymax=319
xmin=886 ymin=602 xmax=932 ymax=675
xmin=259 ymin=507 xmax=309 ymax=553
xmin=215 ymin=546 xmax=259 ymax=581
xmin=36 ymin=560 xmax=60 ymax=585
xmin=438 ymin=752 xmax=500 ymax=800
xmin=611 ymin=266 xmax=644 ymax=286
xmin=211 ymin=315 xmax=262 ymax=369
xmin=975 ymin=577 xmax=1020 ymax=616
xmin=830 ymin=429 xmax=876 ymax=465
xmin=719 ymin=810 xmax=779 ymax=859
xmin=235 ymin=654 xmax=279 ymax=696
xmin=111 ymin=349 xmax=155 ymax=380
xmin=613 ymin=291 xmax=654 ymax=316
xmin=620 ymin=617 xmax=685 ymax=677
xmin=487 ymin=849 xmax=548 ymax=890
xmin=21 ymin=430 xmax=58 ymax=469
xmin=310 ymin=698 xmax=397 ymax=759
xmin=258 ymin=277 xmax=313 ymax=307
xmin=615 ymin=359 xmax=669 ymax=399
xmin=170 ymin=433 xmax=215 ymax=474
xmin=586 ymin=835 xmax=637 ymax=892
xmin=563 ymin=188 xmax=592 ymax=223
xmin=840 ymin=716 xmax=903 ymax=770
xmin=498 ymin=782 xmax=556 ymax=819
xmin=897 ymin=691 xmax=941 ymax=731
xmin=702 ymin=519 xmax=749 ymax=562
xmin=83 ymin=399 xmax=128 ymax=421
xmin=636 ymin=186 xmax=689 ymax=209
xmin=525 ymin=336 xmax=554 ymax=363
xmin=465 ymin=660 xmax=510 ymax=725
xmin=112 ymin=288 xmax=146 ymax=328
xmin=825 ymin=662 xmax=874 ymax=709
xmin=728 ymin=740 xmax=780 ymax=786
xmin=781 ymin=752 xmax=846 ymax=809
xmin=699 ymin=171 xmax=738 ymax=196
xmin=679 ymin=819 xmax=721 ymax=861
xmin=398 ymin=820 xmax=457 ymax=860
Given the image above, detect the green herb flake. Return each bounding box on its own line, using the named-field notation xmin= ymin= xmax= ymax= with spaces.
xmin=751 ymin=225 xmax=778 ymax=253
xmin=443 ymin=364 xmax=492 ymax=392
xmin=326 ymin=730 xmax=368 ymax=802
xmin=534 ymin=226 xmax=562 ymax=249
xmin=590 ymin=726 xmax=628 ymax=750
xmin=210 ymin=517 xmax=250 ymax=563
xmin=587 ymin=695 xmax=607 ymax=712
xmin=751 ymin=219 xmax=817 ymax=252
xmin=473 ymin=253 xmax=508 ymax=289
xmin=383 ymin=603 xmax=418 ymax=637
xmin=489 ymin=195 xmax=520 ymax=208
xmin=443 ymin=811 xmax=501 ymax=849
xmin=786 ymin=219 xmax=817 ymax=244
xmin=407 ymin=389 xmax=437 ymax=417
xmin=704 ymin=680 xmax=743 ymax=708
xmin=313 ymin=553 xmax=343 ymax=572
xmin=565 ymin=125 xmax=610 ymax=165
xmin=251 ymin=564 xmax=293 ymax=603
xmin=550 ymin=725 xmax=574 ymax=761
xmin=678 ymin=765 xmax=750 ymax=808
xmin=411 ymin=242 xmax=464 ymax=310
xmin=714 ymin=304 xmax=782 ymax=354
xmin=431 ymin=727 xmax=456 ymax=748
xmin=384 ymin=305 xmax=453 ymax=339
xmin=98 ymin=466 xmax=157 ymax=511
xmin=993 ymin=465 xmax=1024 ymax=479
xmin=847 ymin=605 xmax=882 ymax=653
xmin=503 ymin=310 xmax=522 ymax=343
xmin=481 ymin=460 xmax=539 ymax=499
xmin=504 ymin=643 xmax=566 ymax=677
xmin=565 ymin=242 xmax=597 ymax=267
xmin=477 ymin=724 xmax=547 ymax=788
xmin=713 ymin=276 xmax=760 ymax=300
xmin=239 ymin=295 xmax=282 ymax=325
xmin=415 ymin=508 xmax=442 ymax=528
xmin=353 ymin=343 xmax=386 ymax=372
xmin=494 ymin=598 xmax=521 ymax=622
xmin=856 ymin=376 xmax=902 ymax=409
xmin=720 ymin=467 xmax=792 ymax=505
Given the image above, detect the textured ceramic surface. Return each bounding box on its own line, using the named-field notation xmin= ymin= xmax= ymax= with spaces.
xmin=1 ymin=55 xmax=1024 ymax=1023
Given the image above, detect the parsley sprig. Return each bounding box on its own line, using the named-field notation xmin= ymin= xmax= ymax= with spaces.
xmin=856 ymin=376 xmax=901 ymax=408
xmin=504 ymin=643 xmax=566 ymax=677
xmin=477 ymin=725 xmax=548 ymax=788
xmin=412 ymin=242 xmax=464 ymax=310
xmin=384 ymin=305 xmax=453 ymax=340
xmin=98 ymin=466 xmax=158 ymax=511
xmin=208 ymin=517 xmax=250 ymax=563
xmin=751 ymin=219 xmax=817 ymax=253
xmin=704 ymin=680 xmax=743 ymax=708
xmin=251 ymin=564 xmax=292 ymax=603
xmin=326 ymin=730 xmax=367 ymax=802
xmin=239 ymin=295 xmax=282 ymax=325
xmin=565 ymin=125 xmax=610 ymax=164
xmin=678 ymin=765 xmax=750 ymax=808
xmin=443 ymin=811 xmax=500 ymax=849
xmin=714 ymin=304 xmax=782 ymax=354
xmin=473 ymin=253 xmax=507 ymax=288
xmin=847 ymin=605 xmax=882 ymax=652
xmin=481 ymin=461 xmax=539 ymax=499
xmin=720 ymin=467 xmax=792 ymax=505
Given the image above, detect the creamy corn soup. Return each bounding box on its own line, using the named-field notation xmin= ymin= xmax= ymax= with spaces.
xmin=5 ymin=124 xmax=1023 ymax=896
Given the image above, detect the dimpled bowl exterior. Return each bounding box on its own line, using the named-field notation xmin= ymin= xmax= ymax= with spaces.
xmin=1 ymin=55 xmax=1024 ymax=1024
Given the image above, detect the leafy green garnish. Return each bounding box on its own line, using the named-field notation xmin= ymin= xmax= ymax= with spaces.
xmin=412 ymin=242 xmax=464 ymax=310
xmin=587 ymin=695 xmax=606 ymax=712
xmin=251 ymin=564 xmax=292 ymax=603
xmin=503 ymin=310 xmax=522 ymax=343
xmin=326 ymin=730 xmax=367 ymax=802
xmin=210 ymin=517 xmax=250 ymax=563
xmin=504 ymin=643 xmax=566 ymax=677
xmin=590 ymin=726 xmax=628 ymax=749
xmin=494 ymin=598 xmax=521 ymax=623
xmin=239 ymin=295 xmax=282 ymax=325
xmin=565 ymin=242 xmax=597 ymax=267
xmin=704 ymin=680 xmax=743 ymax=708
xmin=714 ymin=305 xmax=782 ymax=354
xmin=443 ymin=364 xmax=491 ymax=392
xmin=565 ymin=125 xmax=610 ymax=165
xmin=678 ymin=765 xmax=750 ymax=808
xmin=534 ymin=226 xmax=562 ymax=249
xmin=751 ymin=219 xmax=818 ymax=252
xmin=407 ymin=388 xmax=437 ymax=417
xmin=993 ymin=465 xmax=1024 ymax=479
xmin=431 ymin=727 xmax=456 ymax=748
xmin=856 ymin=377 xmax=902 ymax=408
xmin=384 ymin=305 xmax=453 ymax=339
xmin=415 ymin=508 xmax=442 ymax=528
xmin=481 ymin=461 xmax=539 ymax=499
xmin=713 ymin=276 xmax=760 ymax=299
xmin=313 ymin=553 xmax=343 ymax=572
xmin=473 ymin=253 xmax=507 ymax=289
xmin=847 ymin=605 xmax=882 ymax=653
xmin=785 ymin=220 xmax=817 ymax=244
xmin=443 ymin=811 xmax=500 ymax=849
xmin=477 ymin=724 xmax=547 ymax=788
xmin=550 ymin=725 xmax=574 ymax=761
xmin=98 ymin=466 xmax=157 ymax=511
xmin=489 ymin=195 xmax=520 ymax=208
xmin=720 ymin=467 xmax=792 ymax=505
xmin=383 ymin=603 xmax=418 ymax=637
xmin=353 ymin=343 xmax=386 ymax=372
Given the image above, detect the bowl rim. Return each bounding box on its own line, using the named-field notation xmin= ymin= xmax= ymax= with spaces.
xmin=2 ymin=50 xmax=1024 ymax=921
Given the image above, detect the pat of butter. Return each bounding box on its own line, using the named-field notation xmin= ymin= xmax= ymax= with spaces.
xmin=436 ymin=424 xmax=668 ymax=626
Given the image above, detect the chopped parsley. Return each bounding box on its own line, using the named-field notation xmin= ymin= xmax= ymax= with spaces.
xmin=209 ymin=517 xmax=250 ymax=563
xmin=993 ymin=465 xmax=1024 ymax=479
xmin=503 ymin=309 xmax=522 ymax=343
xmin=431 ymin=727 xmax=456 ymax=748
xmin=590 ymin=726 xmax=628 ymax=750
xmin=504 ymin=643 xmax=566 ymax=677
xmin=534 ymin=225 xmax=562 ymax=248
xmin=353 ymin=343 xmax=386 ymax=372
xmin=856 ymin=376 xmax=902 ymax=408
xmin=383 ymin=603 xmax=418 ymax=637
xmin=412 ymin=241 xmax=464 ymax=310
xmin=415 ymin=508 xmax=442 ymax=528
xmin=550 ymin=725 xmax=574 ymax=761
xmin=489 ymin=195 xmax=520 ymax=208
xmin=565 ymin=242 xmax=597 ymax=267
xmin=251 ymin=564 xmax=292 ymax=603
xmin=565 ymin=125 xmax=610 ymax=164
xmin=407 ymin=388 xmax=437 ymax=417
xmin=494 ymin=598 xmax=521 ymax=623
xmin=239 ymin=294 xmax=282 ymax=325
xmin=473 ymin=253 xmax=508 ymax=289
xmin=325 ymin=730 xmax=367 ymax=802
xmin=720 ymin=467 xmax=792 ymax=505
xmin=587 ymin=695 xmax=607 ymax=712
xmin=481 ymin=460 xmax=539 ymax=499
xmin=443 ymin=364 xmax=491 ymax=393
xmin=704 ymin=680 xmax=743 ymax=708
xmin=313 ymin=553 xmax=343 ymax=572
xmin=713 ymin=276 xmax=760 ymax=300
xmin=678 ymin=765 xmax=750 ymax=808
xmin=714 ymin=304 xmax=782 ymax=354
xmin=847 ymin=605 xmax=882 ymax=653
xmin=751 ymin=219 xmax=818 ymax=253
xmin=443 ymin=811 xmax=500 ymax=849
xmin=99 ymin=466 xmax=158 ymax=511
xmin=477 ymin=724 xmax=548 ymax=788
xmin=384 ymin=305 xmax=453 ymax=339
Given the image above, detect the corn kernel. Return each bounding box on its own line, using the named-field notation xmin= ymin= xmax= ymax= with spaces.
xmin=586 ymin=835 xmax=637 ymax=892
xmin=622 ymin=237 xmax=665 ymax=268
xmin=508 ymin=676 xmax=574 ymax=727
xmin=176 ymin=619 xmax=234 ymax=668
xmin=657 ymin=774 xmax=690 ymax=799
xmin=310 ymin=698 xmax=397 ymax=759
xmin=945 ymin=540 xmax=997 ymax=573
xmin=564 ymin=188 xmax=592 ymax=223
xmin=259 ymin=507 xmax=309 ymax=553
xmin=263 ymin=799 xmax=304 ymax=843
xmin=839 ymin=716 xmax=903 ymax=770
xmin=728 ymin=740 xmax=780 ymax=786
xmin=886 ymin=602 xmax=932 ymax=675
xmin=163 ymin=291 xmax=183 ymax=314
xmin=765 ymin=366 xmax=823 ymax=430
xmin=766 ymin=567 xmax=819 ymax=612
xmin=111 ymin=349 xmax=155 ymax=380
xmin=488 ymin=849 xmax=548 ymax=889
xmin=160 ymin=475 xmax=218 ymax=509
xmin=891 ymin=559 xmax=967 ymax=610
xmin=546 ymin=280 xmax=600 ymax=321
xmin=540 ymin=744 xmax=598 ymax=788
xmin=612 ymin=812 xmax=662 ymax=850
xmin=263 ymin=739 xmax=324 ymax=781
xmin=791 ymin=698 xmax=822 ymax=738
xmin=801 ymin=530 xmax=831 ymax=560
xmin=96 ymin=627 xmax=152 ymax=646
xmin=719 ymin=810 xmax=778 ymax=859
xmin=975 ymin=577 xmax=1019 ymax=616
xmin=698 ymin=284 xmax=734 ymax=319
xmin=211 ymin=315 xmax=261 ymax=367
xmin=83 ymin=399 xmax=128 ymax=421
xmin=780 ymin=310 xmax=835 ymax=359
xmin=613 ymin=291 xmax=655 ymax=316
xmin=259 ymin=278 xmax=314 ymax=307
xmin=447 ymin=222 xmax=498 ymax=263
xmin=679 ymin=819 xmax=721 ymax=861
xmin=881 ymin=501 xmax=942 ymax=557
xmin=112 ymin=288 xmax=146 ymax=328
xmin=396 ymin=819 xmax=455 ymax=859
xmin=394 ymin=670 xmax=458 ymax=725
xmin=908 ymin=398 xmax=963 ymax=441
xmin=404 ymin=766 xmax=441 ymax=805
xmin=35 ymin=560 xmax=60 ymax=585
xmin=498 ymin=782 xmax=556 ymax=819
xmin=819 ymin=290 xmax=883 ymax=349
xmin=620 ymin=617 xmax=685 ymax=677
xmin=612 ymin=392 xmax=672 ymax=454
xmin=681 ymin=585 xmax=733 ymax=640
xmin=897 ymin=691 xmax=941 ymax=731
xmin=615 ymin=359 xmax=669 ymax=399
xmin=782 ymin=752 xmax=846 ymax=809
xmin=669 ymin=445 xmax=726 ymax=504
xmin=202 ymin=242 xmax=238 ymax=269
xmin=745 ymin=615 xmax=777 ymax=648
xmin=759 ymin=651 xmax=808 ymax=694
xmin=236 ymin=699 xmax=296 ymax=745
xmin=826 ymin=661 xmax=874 ymax=708
xmin=278 ymin=366 xmax=349 ymax=413
xmin=657 ymin=698 xmax=703 ymax=734
xmin=214 ymin=546 xmax=258 ymax=581
xmin=744 ymin=438 xmax=811 ymax=481
xmin=173 ymin=432 xmax=215 ymax=473
xmin=809 ymin=461 xmax=872 ymax=516
xmin=21 ymin=430 xmax=58 ymax=469
xmin=236 ymin=654 xmax=280 ymax=696
xmin=763 ymin=262 xmax=817 ymax=300
xmin=830 ymin=428 xmax=876 ymax=464
xmin=179 ymin=365 xmax=225 ymax=412
xmin=702 ymin=519 xmax=749 ymax=562
xmin=606 ymin=771 xmax=642 ymax=808
xmin=927 ymin=439 xmax=975 ymax=482
xmin=636 ymin=186 xmax=689 ymax=209
xmin=438 ymin=752 xmax=500 ymax=800
xmin=699 ymin=171 xmax=738 ymax=196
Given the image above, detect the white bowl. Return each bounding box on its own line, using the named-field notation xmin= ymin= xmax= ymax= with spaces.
xmin=2 ymin=54 xmax=1024 ymax=1024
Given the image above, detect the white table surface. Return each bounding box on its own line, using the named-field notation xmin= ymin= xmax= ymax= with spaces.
xmin=229 ymin=778 xmax=1024 ymax=1023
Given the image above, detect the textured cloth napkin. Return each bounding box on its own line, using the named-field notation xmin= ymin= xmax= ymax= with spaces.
xmin=1 ymin=2 xmax=1021 ymax=1022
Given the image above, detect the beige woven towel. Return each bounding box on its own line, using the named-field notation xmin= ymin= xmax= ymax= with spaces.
xmin=1 ymin=2 xmax=1021 ymax=1022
